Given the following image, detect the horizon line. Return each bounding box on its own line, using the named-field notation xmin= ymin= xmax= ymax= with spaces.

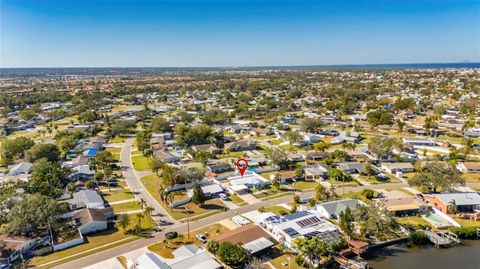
xmin=1 ymin=61 xmax=479 ymax=70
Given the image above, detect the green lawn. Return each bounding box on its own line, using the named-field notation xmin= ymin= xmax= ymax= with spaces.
xmin=453 ymin=217 xmax=480 ymax=228
xmin=131 ymin=150 xmax=143 ymax=155
xmin=463 ymin=173 xmax=480 ymax=182
xmin=111 ymin=201 xmax=141 ymax=213
xmin=252 ymin=187 xmax=294 ymax=200
xmin=140 ymin=174 xmax=163 ymax=203
xmin=102 ymin=189 xmax=135 ymax=203
xmin=227 ymin=152 xmax=246 ymax=158
xmin=131 ymin=155 xmax=151 ymax=171
xmin=269 ymin=245 xmax=303 ymax=269
xmin=230 ymin=195 xmax=248 ymax=206
xmin=396 ymin=216 xmax=432 ymax=227
xmin=109 ymin=136 xmax=126 ymax=143
xmin=29 ymin=214 xmax=154 ymax=268
xmin=269 ymin=140 xmax=282 ymax=145
xmin=327 ymin=179 xmax=359 ymax=187
xmin=261 ymin=206 xmax=289 ymax=216
xmin=294 ymin=180 xmax=318 ymax=190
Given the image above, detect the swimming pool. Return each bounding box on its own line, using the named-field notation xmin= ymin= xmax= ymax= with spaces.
xmin=423 ymin=213 xmax=451 ymax=228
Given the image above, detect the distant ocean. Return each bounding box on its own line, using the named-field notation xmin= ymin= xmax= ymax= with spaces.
xmin=1 ymin=63 xmax=479 ymax=75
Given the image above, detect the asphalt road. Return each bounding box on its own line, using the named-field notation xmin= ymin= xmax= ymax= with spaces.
xmin=120 ymin=138 xmax=176 ymax=226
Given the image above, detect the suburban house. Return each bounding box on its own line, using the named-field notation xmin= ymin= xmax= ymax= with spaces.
xmin=456 ymin=162 xmax=480 ymax=174
xmin=270 ymin=210 xmax=339 ymax=249
xmin=154 ymin=150 xmax=182 ymax=164
xmin=315 ymin=199 xmax=364 ymax=219
xmin=164 ymin=245 xmax=222 ymax=269
xmin=70 ymin=164 xmax=95 ymax=181
xmin=335 ymin=162 xmax=367 ymax=174
xmin=8 ymin=162 xmax=33 ymax=177
xmin=377 ymin=197 xmax=427 ymax=217
xmin=191 ymin=144 xmax=220 ymax=154
xmin=206 ymin=162 xmax=232 ymax=174
xmin=303 ymin=164 xmax=330 ymax=181
xmin=216 ymin=223 xmax=275 ymax=257
xmin=225 ymin=140 xmax=257 ymax=152
xmin=187 ymin=184 xmax=224 ymax=199
xmin=70 ymin=190 xmax=105 ymax=209
xmin=305 ymin=151 xmax=329 ymax=161
xmin=226 ymin=172 xmax=269 ymax=194
xmin=380 ymin=162 xmax=414 ymax=174
xmin=303 ymin=133 xmax=321 ymax=144
xmin=0 ymin=235 xmax=44 ymax=265
xmin=402 ymin=137 xmax=437 ymax=147
xmin=73 ymin=208 xmax=109 ymax=235
xmin=330 ymin=131 xmax=361 ymax=144
xmin=249 ymin=128 xmax=274 ymax=137
xmin=423 ymin=192 xmax=480 ymax=214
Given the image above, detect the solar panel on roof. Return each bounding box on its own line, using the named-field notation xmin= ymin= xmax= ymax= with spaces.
xmin=283 ymin=228 xmax=299 ymax=237
xmin=296 ymin=216 xmax=322 ymax=228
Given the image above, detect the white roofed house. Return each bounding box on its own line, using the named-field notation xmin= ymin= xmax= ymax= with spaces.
xmin=69 ymin=190 xmax=105 ymax=209
xmin=271 ymin=210 xmax=339 ymax=249
xmin=227 ymin=172 xmax=269 ymax=194
xmin=187 ymin=184 xmax=224 ymax=199
xmin=380 ymin=162 xmax=414 ymax=174
xmin=315 ymin=199 xmax=365 ymax=219
xmin=7 ymin=162 xmax=33 ymax=182
xmin=131 ymin=245 xmax=221 ymax=269
xmin=303 ymin=164 xmax=330 ymax=181
xmin=456 ymin=162 xmax=480 ymax=174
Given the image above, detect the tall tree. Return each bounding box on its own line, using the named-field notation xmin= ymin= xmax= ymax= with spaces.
xmin=408 ymin=162 xmax=465 ymax=193
xmin=192 ymin=184 xmax=206 ymax=206
xmin=29 ymin=158 xmax=72 ymax=198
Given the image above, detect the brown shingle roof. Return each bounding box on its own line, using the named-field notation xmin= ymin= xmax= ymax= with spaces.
xmin=216 ymin=224 xmax=273 ymax=245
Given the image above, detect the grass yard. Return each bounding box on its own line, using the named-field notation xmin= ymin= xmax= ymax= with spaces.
xmin=111 ymin=201 xmax=141 ymax=213
xmin=29 ymin=214 xmax=154 ymax=268
xmin=131 ymin=155 xmax=151 ymax=171
xmin=269 ymin=139 xmax=282 ymax=145
xmin=261 ymin=206 xmax=289 ymax=216
xmin=227 ymin=151 xmax=247 ymax=158
xmin=269 ymin=245 xmax=303 ymax=269
xmin=327 ymin=179 xmax=359 ymax=187
xmin=148 ymin=223 xmax=229 ymax=258
xmin=131 ymin=150 xmax=143 ymax=155
xmin=294 ymin=180 xmax=318 ymax=190
xmin=140 ymin=174 xmax=163 ymax=203
xmin=109 ymin=136 xmax=126 ymax=143
xmin=230 ymin=195 xmax=248 ymax=206
xmin=102 ymin=189 xmax=135 ymax=203
xmin=463 ymin=173 xmax=480 ymax=182
xmin=452 ymin=217 xmax=480 ymax=228
xmin=396 ymin=216 xmax=432 ymax=227
xmin=252 ymin=187 xmax=294 ymax=200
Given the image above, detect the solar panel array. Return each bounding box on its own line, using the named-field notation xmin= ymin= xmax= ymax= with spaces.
xmin=296 ymin=216 xmax=322 ymax=228
xmin=283 ymin=227 xmax=299 ymax=237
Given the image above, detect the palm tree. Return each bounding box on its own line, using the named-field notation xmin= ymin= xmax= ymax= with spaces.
xmin=138 ymin=198 xmax=147 ymax=210
xmin=447 ymin=199 xmax=457 ymax=214
xmin=144 ymin=206 xmax=154 ymax=223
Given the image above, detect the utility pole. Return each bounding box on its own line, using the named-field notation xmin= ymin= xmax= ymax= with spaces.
xmin=185 ymin=206 xmax=190 ymax=240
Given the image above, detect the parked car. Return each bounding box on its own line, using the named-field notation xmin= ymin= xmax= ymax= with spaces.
xmin=196 ymin=234 xmax=207 ymax=243
xmin=165 ymin=231 xmax=178 ymax=239
xmin=219 ymin=193 xmax=228 ymax=200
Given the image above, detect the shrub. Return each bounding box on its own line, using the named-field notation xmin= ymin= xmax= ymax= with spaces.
xmin=450 ymin=227 xmax=479 ymax=239
xmin=408 ymin=230 xmax=429 ymax=245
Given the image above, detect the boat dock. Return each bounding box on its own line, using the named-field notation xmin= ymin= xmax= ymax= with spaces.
xmin=425 ymin=231 xmax=461 ymax=247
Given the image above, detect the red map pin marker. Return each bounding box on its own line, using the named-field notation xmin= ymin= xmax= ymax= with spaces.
xmin=236 ymin=158 xmax=249 ymax=176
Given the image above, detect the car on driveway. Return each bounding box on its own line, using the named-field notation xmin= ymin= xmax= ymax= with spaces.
xmin=196 ymin=234 xmax=208 ymax=243
xmin=219 ymin=193 xmax=228 ymax=200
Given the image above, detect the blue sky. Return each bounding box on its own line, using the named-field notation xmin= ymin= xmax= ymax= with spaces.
xmin=1 ymin=0 xmax=479 ymax=67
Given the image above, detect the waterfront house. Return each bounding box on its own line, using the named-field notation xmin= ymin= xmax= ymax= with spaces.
xmin=315 ymin=199 xmax=364 ymax=219
xmin=423 ymin=192 xmax=480 ymax=214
